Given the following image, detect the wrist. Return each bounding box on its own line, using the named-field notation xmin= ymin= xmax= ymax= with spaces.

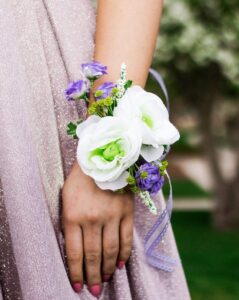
xmin=71 ymin=160 xmax=95 ymax=187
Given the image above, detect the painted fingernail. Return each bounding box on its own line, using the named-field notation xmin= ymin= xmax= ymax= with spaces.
xmin=117 ymin=260 xmax=125 ymax=269
xmin=103 ymin=274 xmax=111 ymax=282
xmin=89 ymin=284 xmax=101 ymax=297
xmin=72 ymin=282 xmax=82 ymax=293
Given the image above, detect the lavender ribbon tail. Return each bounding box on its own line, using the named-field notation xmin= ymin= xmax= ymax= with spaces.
xmin=143 ymin=68 xmax=177 ymax=272
xmin=149 ymin=68 xmax=171 ymax=159
xmin=149 ymin=68 xmax=170 ymax=112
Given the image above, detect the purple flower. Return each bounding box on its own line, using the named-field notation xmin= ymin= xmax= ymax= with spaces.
xmin=135 ymin=163 xmax=164 ymax=195
xmin=64 ymin=80 xmax=89 ymax=101
xmin=95 ymin=82 xmax=116 ymax=100
xmin=81 ymin=61 xmax=107 ymax=80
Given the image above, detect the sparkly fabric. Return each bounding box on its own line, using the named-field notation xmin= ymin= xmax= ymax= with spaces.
xmin=0 ymin=0 xmax=190 ymax=299
xmin=0 ymin=181 xmax=23 ymax=300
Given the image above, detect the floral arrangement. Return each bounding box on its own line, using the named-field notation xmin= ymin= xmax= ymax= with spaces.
xmin=64 ymin=61 xmax=180 ymax=215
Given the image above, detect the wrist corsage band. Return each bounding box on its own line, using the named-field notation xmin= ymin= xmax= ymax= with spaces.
xmin=64 ymin=61 xmax=180 ymax=272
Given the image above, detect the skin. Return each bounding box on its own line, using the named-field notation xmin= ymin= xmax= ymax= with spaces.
xmin=62 ymin=0 xmax=163 ymax=295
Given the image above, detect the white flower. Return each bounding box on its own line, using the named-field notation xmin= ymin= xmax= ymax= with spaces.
xmin=113 ymin=86 xmax=180 ymax=162
xmin=76 ymin=116 xmax=142 ymax=190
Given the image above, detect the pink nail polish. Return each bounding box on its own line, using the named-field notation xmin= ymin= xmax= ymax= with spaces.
xmin=103 ymin=274 xmax=111 ymax=282
xmin=117 ymin=260 xmax=125 ymax=269
xmin=72 ymin=282 xmax=82 ymax=293
xmin=89 ymin=284 xmax=101 ymax=297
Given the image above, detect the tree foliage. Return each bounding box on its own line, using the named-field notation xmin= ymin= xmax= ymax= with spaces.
xmin=154 ymin=0 xmax=239 ymax=92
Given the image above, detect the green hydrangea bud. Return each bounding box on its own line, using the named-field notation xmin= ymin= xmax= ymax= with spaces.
xmin=127 ymin=175 xmax=136 ymax=185
xmin=95 ymin=90 xmax=103 ymax=98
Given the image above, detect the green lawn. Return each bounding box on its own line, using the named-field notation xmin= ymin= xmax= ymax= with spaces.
xmin=172 ymin=212 xmax=239 ymax=300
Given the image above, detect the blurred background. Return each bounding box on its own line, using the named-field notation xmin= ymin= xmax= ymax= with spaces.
xmin=147 ymin=0 xmax=239 ymax=299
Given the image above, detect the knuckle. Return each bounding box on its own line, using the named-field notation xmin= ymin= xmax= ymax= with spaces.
xmin=106 ymin=212 xmax=115 ymax=221
xmin=84 ymin=212 xmax=100 ymax=225
xmin=124 ymin=233 xmax=133 ymax=245
xmin=63 ymin=209 xmax=78 ymax=224
xmin=67 ymin=251 xmax=82 ymax=263
xmin=106 ymin=209 xmax=120 ymax=221
xmin=85 ymin=251 xmax=100 ymax=265
xmin=104 ymin=244 xmax=118 ymax=259
xmin=124 ymin=201 xmax=134 ymax=213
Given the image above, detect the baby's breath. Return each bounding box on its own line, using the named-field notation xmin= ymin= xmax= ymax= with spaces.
xmin=139 ymin=191 xmax=157 ymax=215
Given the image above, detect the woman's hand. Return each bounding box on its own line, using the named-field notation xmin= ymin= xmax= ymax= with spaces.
xmin=62 ymin=161 xmax=134 ymax=296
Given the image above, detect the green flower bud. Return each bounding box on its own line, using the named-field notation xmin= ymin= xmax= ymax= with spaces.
xmin=131 ymin=186 xmax=139 ymax=193
xmin=103 ymin=97 xmax=113 ymax=106
xmin=112 ymin=87 xmax=119 ymax=95
xmin=95 ymin=90 xmax=103 ymax=98
xmin=127 ymin=175 xmax=136 ymax=185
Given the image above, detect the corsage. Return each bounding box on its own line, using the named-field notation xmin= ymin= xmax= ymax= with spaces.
xmin=64 ymin=61 xmax=179 ymax=272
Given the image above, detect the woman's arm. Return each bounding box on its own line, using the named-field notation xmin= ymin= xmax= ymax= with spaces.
xmin=63 ymin=0 xmax=163 ymax=297
xmin=95 ymin=0 xmax=163 ymax=87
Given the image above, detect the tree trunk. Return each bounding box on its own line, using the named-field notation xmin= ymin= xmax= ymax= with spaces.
xmin=213 ymin=122 xmax=239 ymax=230
xmin=197 ymin=68 xmax=239 ymax=230
xmin=174 ymin=63 xmax=239 ymax=230
xmin=213 ymin=175 xmax=239 ymax=230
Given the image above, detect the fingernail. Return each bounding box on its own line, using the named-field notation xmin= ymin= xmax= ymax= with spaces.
xmin=103 ymin=274 xmax=111 ymax=282
xmin=72 ymin=282 xmax=82 ymax=293
xmin=89 ymin=284 xmax=101 ymax=297
xmin=117 ymin=260 xmax=125 ymax=269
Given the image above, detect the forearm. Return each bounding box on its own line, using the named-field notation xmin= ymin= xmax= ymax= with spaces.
xmin=94 ymin=0 xmax=163 ymax=88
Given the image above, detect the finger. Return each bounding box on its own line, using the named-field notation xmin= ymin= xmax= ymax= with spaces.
xmin=102 ymin=220 xmax=120 ymax=281
xmin=118 ymin=216 xmax=133 ymax=269
xmin=65 ymin=225 xmax=84 ymax=293
xmin=83 ymin=224 xmax=102 ymax=297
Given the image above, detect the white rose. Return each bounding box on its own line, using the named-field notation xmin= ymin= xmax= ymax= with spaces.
xmin=113 ymin=85 xmax=180 ymax=162
xmin=76 ymin=116 xmax=142 ymax=190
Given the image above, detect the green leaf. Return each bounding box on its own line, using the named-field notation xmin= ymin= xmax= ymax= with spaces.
xmin=67 ymin=122 xmax=77 ymax=138
xmin=124 ymin=80 xmax=133 ymax=90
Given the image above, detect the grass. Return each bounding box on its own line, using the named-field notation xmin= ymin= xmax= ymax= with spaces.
xmin=163 ymin=180 xmax=212 ymax=198
xmin=172 ymin=212 xmax=239 ymax=300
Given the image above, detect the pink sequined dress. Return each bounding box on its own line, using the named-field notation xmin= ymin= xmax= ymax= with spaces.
xmin=0 ymin=1 xmax=190 ymax=299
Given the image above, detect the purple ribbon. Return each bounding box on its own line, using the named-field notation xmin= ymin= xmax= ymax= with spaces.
xmin=143 ymin=69 xmax=177 ymax=272
xmin=149 ymin=68 xmax=170 ymax=112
